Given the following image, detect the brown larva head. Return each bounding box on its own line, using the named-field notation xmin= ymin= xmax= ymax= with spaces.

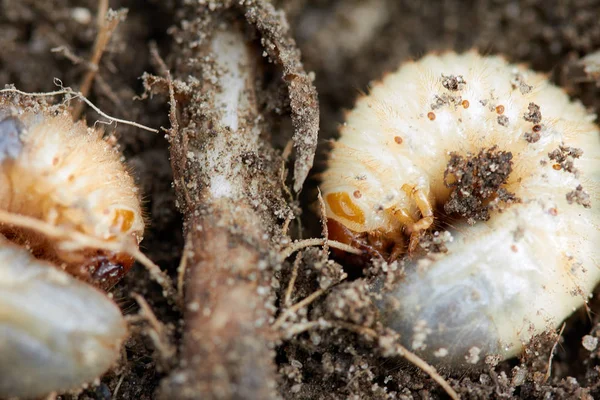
xmin=0 ymin=96 xmax=144 ymax=287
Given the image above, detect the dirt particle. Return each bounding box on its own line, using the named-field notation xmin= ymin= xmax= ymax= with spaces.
xmin=434 ymin=348 xmax=449 ymax=358
xmin=523 ymin=102 xmax=542 ymax=124
xmin=511 ymin=73 xmax=533 ymax=94
xmin=524 ymin=131 xmax=541 ymax=143
xmin=325 ymin=280 xmax=377 ymax=327
xmin=430 ymin=93 xmax=463 ymax=110
xmin=566 ymin=185 xmax=591 ymax=208
xmin=465 ymin=347 xmax=481 ymax=364
xmin=353 ymin=190 xmax=362 ymax=199
xmin=441 ymin=74 xmax=466 ymax=91
xmin=582 ymin=335 xmax=598 ymax=351
xmin=411 ymin=319 xmax=432 ymax=351
xmin=443 ymin=147 xmax=518 ymax=224
xmin=548 ymin=145 xmax=583 ymax=174
xmin=497 ymin=115 xmax=509 ymax=126
xmin=419 ymin=230 xmax=452 ymax=253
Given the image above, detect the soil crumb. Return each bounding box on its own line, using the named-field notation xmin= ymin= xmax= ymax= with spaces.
xmin=548 ymin=145 xmax=584 ymax=175
xmin=566 ymin=184 xmax=592 ymax=208
xmin=443 ymin=146 xmax=518 ymax=224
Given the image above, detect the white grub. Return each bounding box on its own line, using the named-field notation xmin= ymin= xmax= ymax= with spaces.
xmin=0 ymin=237 xmax=127 ymax=399
xmin=0 ymin=97 xmax=144 ymax=396
xmin=582 ymin=335 xmax=598 ymax=351
xmin=321 ymin=52 xmax=600 ymax=367
xmin=0 ymin=97 xmax=144 ymax=270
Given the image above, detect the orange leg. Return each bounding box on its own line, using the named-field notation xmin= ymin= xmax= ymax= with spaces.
xmin=401 ymin=184 xmax=434 ymax=233
xmin=393 ymin=184 xmax=435 ymax=256
xmin=391 ymin=207 xmax=419 ymax=257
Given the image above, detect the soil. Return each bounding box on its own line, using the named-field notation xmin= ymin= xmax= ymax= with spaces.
xmin=1 ymin=0 xmax=600 ymax=399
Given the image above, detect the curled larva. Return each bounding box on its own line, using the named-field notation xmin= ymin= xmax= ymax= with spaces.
xmin=0 ymin=95 xmax=145 ymax=397
xmin=0 ymin=96 xmax=144 ymax=289
xmin=321 ymin=51 xmax=600 ymax=367
xmin=0 ymin=236 xmax=127 ymax=399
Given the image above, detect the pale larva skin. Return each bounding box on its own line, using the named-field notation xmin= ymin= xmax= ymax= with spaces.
xmin=0 ymin=237 xmax=127 ymax=399
xmin=322 ymin=52 xmax=600 ymax=367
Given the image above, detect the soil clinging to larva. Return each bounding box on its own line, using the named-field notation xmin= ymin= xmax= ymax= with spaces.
xmin=443 ymin=147 xmax=518 ymax=224
xmin=523 ymin=102 xmax=542 ymax=124
xmin=441 ymin=74 xmax=466 ymax=91
xmin=566 ymin=184 xmax=592 ymax=208
xmin=548 ymin=145 xmax=584 ymax=175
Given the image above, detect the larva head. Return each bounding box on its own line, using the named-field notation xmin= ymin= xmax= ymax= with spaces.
xmin=322 ymin=145 xmax=420 ymax=237
xmin=0 ymin=96 xmax=144 ymax=287
xmin=324 ymin=191 xmax=367 ymax=231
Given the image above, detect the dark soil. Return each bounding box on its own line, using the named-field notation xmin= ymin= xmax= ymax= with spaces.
xmin=443 ymin=147 xmax=517 ymax=225
xmin=1 ymin=1 xmax=600 ymax=399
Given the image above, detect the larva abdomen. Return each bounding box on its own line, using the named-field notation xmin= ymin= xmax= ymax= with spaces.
xmin=377 ymin=201 xmax=594 ymax=367
xmin=0 ymin=237 xmax=127 ymax=399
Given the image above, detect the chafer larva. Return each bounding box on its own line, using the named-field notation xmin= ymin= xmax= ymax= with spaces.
xmin=0 ymin=95 xmax=144 ymax=397
xmin=321 ymin=51 xmax=600 ymax=367
xmin=0 ymin=96 xmax=144 ymax=289
xmin=0 ymin=236 xmax=127 ymax=399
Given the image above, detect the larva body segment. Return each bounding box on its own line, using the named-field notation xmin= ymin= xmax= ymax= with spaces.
xmin=321 ymin=52 xmax=600 ymax=366
xmin=0 ymin=97 xmax=144 ymax=288
xmin=0 ymin=236 xmax=127 ymax=399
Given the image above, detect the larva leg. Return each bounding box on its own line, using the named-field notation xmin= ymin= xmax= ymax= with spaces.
xmin=401 ymin=184 xmax=434 ymax=232
xmin=388 ymin=240 xmax=405 ymax=262
xmin=399 ymin=184 xmax=434 ymax=254
xmin=391 ymin=207 xmax=420 ymax=257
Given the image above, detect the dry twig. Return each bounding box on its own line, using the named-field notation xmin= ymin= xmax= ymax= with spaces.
xmin=72 ymin=3 xmax=127 ymax=119
xmin=131 ymin=293 xmax=177 ymax=369
xmin=279 ymin=238 xmax=362 ymax=261
xmin=0 ymin=85 xmax=158 ymax=133
xmin=317 ymin=188 xmax=330 ymax=256
xmin=273 ymin=287 xmax=327 ymax=330
xmin=544 ymin=323 xmax=566 ymax=383
xmin=283 ymin=252 xmax=302 ymax=308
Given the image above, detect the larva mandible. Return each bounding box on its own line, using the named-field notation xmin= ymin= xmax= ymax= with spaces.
xmin=321 ymin=51 xmax=600 ymax=367
xmin=0 ymin=95 xmax=144 ymax=397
